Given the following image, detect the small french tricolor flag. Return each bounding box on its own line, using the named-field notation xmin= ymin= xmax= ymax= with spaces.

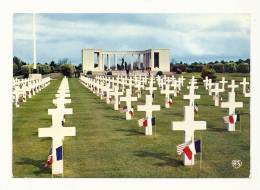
xmin=223 ymin=114 xmax=237 ymax=124
xmin=168 ymin=98 xmax=173 ymax=106
xmin=138 ymin=117 xmax=155 ymax=128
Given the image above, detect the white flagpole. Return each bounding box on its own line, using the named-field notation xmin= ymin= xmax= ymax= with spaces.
xmin=33 ymin=13 xmax=37 ymax=70
xmin=200 ymin=138 xmax=202 ymax=170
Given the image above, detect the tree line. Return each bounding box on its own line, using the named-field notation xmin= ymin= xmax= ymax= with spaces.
xmin=170 ymin=58 xmax=250 ymax=74
xmin=13 ymin=56 xmax=82 ymax=78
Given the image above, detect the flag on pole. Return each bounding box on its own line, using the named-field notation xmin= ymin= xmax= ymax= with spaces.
xmin=168 ymin=97 xmax=173 ymax=106
xmin=46 ymin=148 xmax=53 ymax=166
xmin=183 ymin=146 xmax=193 ymax=160
xmin=129 ymin=108 xmax=134 ymax=117
xmin=176 ymin=140 xmax=192 ymax=155
xmin=194 ymin=103 xmax=199 ymax=114
xmin=223 ymin=114 xmax=237 ymax=124
xmin=138 ymin=118 xmax=148 ymax=127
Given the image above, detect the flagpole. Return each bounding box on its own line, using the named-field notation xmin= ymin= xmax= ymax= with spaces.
xmin=239 ymin=111 xmax=242 ymax=133
xmin=200 ymin=137 xmax=202 ymax=170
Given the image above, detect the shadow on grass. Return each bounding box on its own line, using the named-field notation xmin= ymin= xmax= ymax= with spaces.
xmin=208 ymin=127 xmax=227 ymax=132
xmin=104 ymin=115 xmax=125 ymax=120
xmin=15 ymin=157 xmax=51 ymax=176
xmin=134 ymin=151 xmax=182 ymax=167
xmin=115 ymin=128 xmax=144 ymax=136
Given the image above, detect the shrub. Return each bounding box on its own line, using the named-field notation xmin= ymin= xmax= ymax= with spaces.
xmin=189 ymin=64 xmax=203 ymax=72
xmin=201 ymin=65 xmax=217 ymax=82
xmin=178 ymin=64 xmax=187 ymax=72
xmin=86 ymin=71 xmax=92 ymax=75
xmin=156 ymin=71 xmax=163 ymax=76
xmin=176 ymin=68 xmax=182 ymax=74
xmin=237 ymin=63 xmax=250 ymax=73
xmin=186 ymin=67 xmax=192 ymax=73
xmin=60 ymin=64 xmax=76 ymax=77
xmin=213 ymin=63 xmax=225 ymax=73
xmin=37 ymin=64 xmax=51 ymax=75
xmin=107 ymin=71 xmax=112 ymax=75
xmin=21 ymin=65 xmax=33 ymax=78
xmin=13 ymin=63 xmax=18 ymax=75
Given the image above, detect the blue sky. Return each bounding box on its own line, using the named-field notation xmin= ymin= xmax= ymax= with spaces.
xmin=13 ymin=13 xmax=250 ymax=64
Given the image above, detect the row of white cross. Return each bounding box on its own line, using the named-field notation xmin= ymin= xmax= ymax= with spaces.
xmin=79 ymin=74 xmax=205 ymax=165
xmin=38 ymin=77 xmax=76 ymax=176
xmin=203 ymin=76 xmax=249 ymax=131
xmin=13 ymin=77 xmax=51 ymax=107
xmin=80 ymin=74 xmax=249 ymax=166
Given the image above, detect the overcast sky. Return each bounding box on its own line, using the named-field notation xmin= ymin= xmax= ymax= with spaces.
xmin=13 ymin=13 xmax=250 ymax=64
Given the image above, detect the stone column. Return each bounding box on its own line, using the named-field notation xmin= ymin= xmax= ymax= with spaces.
xmin=138 ymin=54 xmax=141 ymax=70
xmin=143 ymin=54 xmax=146 ymax=70
xmin=131 ymin=54 xmax=134 ymax=70
xmin=107 ymin=54 xmax=110 ymax=70
xmin=114 ymin=54 xmax=117 ymax=70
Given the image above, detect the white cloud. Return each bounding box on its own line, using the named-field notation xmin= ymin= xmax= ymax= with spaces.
xmin=13 ymin=13 xmax=250 ymax=64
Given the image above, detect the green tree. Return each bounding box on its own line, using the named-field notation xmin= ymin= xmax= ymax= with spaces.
xmin=237 ymin=63 xmax=250 ymax=73
xmin=21 ymin=65 xmax=33 ymax=78
xmin=225 ymin=63 xmax=237 ymax=73
xmin=60 ymin=64 xmax=76 ymax=77
xmin=201 ymin=65 xmax=217 ymax=81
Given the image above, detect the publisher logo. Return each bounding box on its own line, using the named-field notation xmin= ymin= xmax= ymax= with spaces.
xmin=232 ymin=160 xmax=242 ymax=169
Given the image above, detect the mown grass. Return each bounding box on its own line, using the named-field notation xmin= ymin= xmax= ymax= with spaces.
xmin=13 ymin=73 xmax=250 ymax=177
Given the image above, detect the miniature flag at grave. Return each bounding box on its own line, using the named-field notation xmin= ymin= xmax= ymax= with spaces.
xmin=129 ymin=108 xmax=134 ymax=117
xmin=223 ymin=114 xmax=237 ymax=124
xmin=138 ymin=117 xmax=155 ymax=128
xmin=194 ymin=103 xmax=199 ymax=114
xmin=176 ymin=140 xmax=192 ymax=156
xmin=46 ymin=148 xmax=53 ymax=166
xmin=168 ymin=97 xmax=173 ymax=106
xmin=183 ymin=146 xmax=193 ymax=160
xmin=138 ymin=118 xmax=148 ymax=127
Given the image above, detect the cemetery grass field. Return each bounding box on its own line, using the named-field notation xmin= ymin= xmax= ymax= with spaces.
xmin=13 ymin=73 xmax=250 ymax=178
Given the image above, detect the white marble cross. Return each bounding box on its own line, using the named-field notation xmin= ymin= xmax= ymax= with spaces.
xmin=219 ymin=77 xmax=228 ymax=92
xmin=240 ymin=78 xmax=249 ymax=94
xmin=221 ymin=92 xmax=243 ymax=131
xmin=53 ymin=98 xmax=71 ymax=108
xmin=161 ymin=84 xmax=175 ymax=108
xmin=172 ymin=106 xmax=206 ymax=165
xmin=184 ymin=85 xmax=200 ymax=106
xmin=207 ymin=79 xmax=214 ymax=95
xmin=228 ymin=80 xmax=239 ymax=93
xmin=110 ymin=86 xmax=123 ymax=110
xmin=145 ymin=80 xmax=157 ymax=95
xmin=38 ymin=124 xmax=76 ymax=175
xmin=189 ymin=76 xmax=197 ymax=86
xmin=137 ymin=95 xmax=160 ymax=135
xmin=203 ymin=76 xmax=209 ymax=89
xmin=211 ymin=83 xmax=222 ymax=106
xmin=134 ymin=81 xmax=144 ymax=98
xmin=179 ymin=76 xmax=185 ymax=86
xmin=119 ymin=89 xmax=137 ymax=120
xmin=104 ymin=84 xmax=113 ymax=104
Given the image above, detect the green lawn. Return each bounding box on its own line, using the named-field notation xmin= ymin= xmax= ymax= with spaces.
xmin=13 ymin=73 xmax=250 ymax=177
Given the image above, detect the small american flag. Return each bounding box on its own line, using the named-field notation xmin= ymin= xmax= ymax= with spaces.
xmin=46 ymin=148 xmax=52 ymax=166
xmin=176 ymin=140 xmax=192 ymax=155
